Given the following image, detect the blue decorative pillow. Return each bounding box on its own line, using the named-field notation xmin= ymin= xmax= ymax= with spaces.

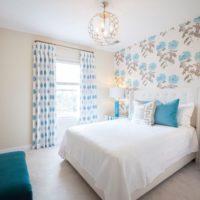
xmin=154 ymin=99 xmax=180 ymax=127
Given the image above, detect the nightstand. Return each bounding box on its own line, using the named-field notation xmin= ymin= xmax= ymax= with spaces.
xmin=104 ymin=115 xmax=127 ymax=121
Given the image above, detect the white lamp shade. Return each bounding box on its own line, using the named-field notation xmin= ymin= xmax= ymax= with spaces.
xmin=109 ymin=87 xmax=125 ymax=99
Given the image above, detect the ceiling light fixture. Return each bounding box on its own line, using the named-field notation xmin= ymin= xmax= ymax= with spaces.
xmin=88 ymin=1 xmax=119 ymax=46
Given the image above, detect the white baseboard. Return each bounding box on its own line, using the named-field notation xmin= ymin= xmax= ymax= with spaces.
xmin=0 ymin=145 xmax=31 ymax=154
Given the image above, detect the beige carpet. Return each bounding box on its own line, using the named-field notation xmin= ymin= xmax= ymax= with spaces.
xmin=26 ymin=147 xmax=200 ymax=200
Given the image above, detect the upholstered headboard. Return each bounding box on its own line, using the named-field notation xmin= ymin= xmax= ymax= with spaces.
xmin=129 ymin=87 xmax=200 ymax=163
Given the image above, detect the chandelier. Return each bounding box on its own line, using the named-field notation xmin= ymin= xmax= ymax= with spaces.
xmin=88 ymin=1 xmax=119 ymax=46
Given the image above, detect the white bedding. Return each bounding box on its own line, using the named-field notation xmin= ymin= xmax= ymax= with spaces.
xmin=59 ymin=119 xmax=198 ymax=200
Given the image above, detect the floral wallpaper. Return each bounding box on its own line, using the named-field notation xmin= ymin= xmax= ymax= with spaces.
xmin=114 ymin=16 xmax=200 ymax=114
xmin=114 ymin=16 xmax=200 ymax=90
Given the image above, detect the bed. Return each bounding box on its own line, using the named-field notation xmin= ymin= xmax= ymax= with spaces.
xmin=59 ymin=88 xmax=200 ymax=200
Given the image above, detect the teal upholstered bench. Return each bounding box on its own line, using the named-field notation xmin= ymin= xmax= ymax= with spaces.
xmin=0 ymin=151 xmax=32 ymax=200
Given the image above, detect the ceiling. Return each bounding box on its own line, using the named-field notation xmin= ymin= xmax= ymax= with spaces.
xmin=0 ymin=0 xmax=199 ymax=52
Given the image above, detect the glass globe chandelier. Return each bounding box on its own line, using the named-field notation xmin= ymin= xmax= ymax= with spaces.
xmin=88 ymin=1 xmax=119 ymax=46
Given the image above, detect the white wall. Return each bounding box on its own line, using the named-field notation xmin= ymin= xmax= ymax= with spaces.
xmin=95 ymin=50 xmax=114 ymax=120
xmin=0 ymin=28 xmax=114 ymax=150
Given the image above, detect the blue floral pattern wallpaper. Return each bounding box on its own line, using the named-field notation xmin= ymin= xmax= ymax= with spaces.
xmin=114 ymin=16 xmax=200 ymax=90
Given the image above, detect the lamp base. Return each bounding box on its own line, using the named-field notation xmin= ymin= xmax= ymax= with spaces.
xmin=114 ymin=100 xmax=120 ymax=118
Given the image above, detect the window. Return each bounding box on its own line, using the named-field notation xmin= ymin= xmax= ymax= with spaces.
xmin=56 ymin=61 xmax=80 ymax=118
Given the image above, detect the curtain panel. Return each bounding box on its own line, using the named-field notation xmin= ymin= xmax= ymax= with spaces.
xmin=80 ymin=51 xmax=98 ymax=124
xmin=32 ymin=42 xmax=56 ymax=149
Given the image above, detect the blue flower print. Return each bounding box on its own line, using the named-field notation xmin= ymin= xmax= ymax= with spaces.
xmin=195 ymin=52 xmax=200 ymax=63
xmin=132 ymin=53 xmax=139 ymax=61
xmin=156 ymin=73 xmax=166 ymax=83
xmin=193 ymin=16 xmax=200 ymax=23
xmin=168 ymin=75 xmax=179 ymax=84
xmin=139 ymin=63 xmax=146 ymax=71
xmin=126 ymin=54 xmax=131 ymax=62
xmin=126 ymin=79 xmax=132 ymax=87
xmin=132 ymin=80 xmax=139 ymax=88
xmin=148 ymin=35 xmax=156 ymax=41
xmin=115 ymin=69 xmax=120 ymax=76
xmin=120 ymin=49 xmax=125 ymax=53
xmin=179 ymin=51 xmax=191 ymax=63
xmin=156 ymin=41 xmax=166 ymax=51
xmin=148 ymin=63 xmax=157 ymax=71
xmin=120 ymin=70 xmax=125 ymax=76
xmin=168 ymin=40 xmax=178 ymax=50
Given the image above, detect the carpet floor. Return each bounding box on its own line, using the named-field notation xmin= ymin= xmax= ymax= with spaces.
xmin=26 ymin=147 xmax=200 ymax=200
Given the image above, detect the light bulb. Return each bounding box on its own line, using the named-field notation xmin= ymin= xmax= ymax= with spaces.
xmin=95 ymin=28 xmax=99 ymax=33
xmin=109 ymin=25 xmax=113 ymax=32
xmin=104 ymin=30 xmax=108 ymax=37
xmin=101 ymin=20 xmax=105 ymax=32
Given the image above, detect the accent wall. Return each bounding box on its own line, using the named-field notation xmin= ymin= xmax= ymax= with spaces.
xmin=114 ymin=16 xmax=200 ymax=90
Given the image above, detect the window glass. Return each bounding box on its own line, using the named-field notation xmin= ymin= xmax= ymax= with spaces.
xmin=56 ymin=62 xmax=80 ymax=117
xmin=56 ymin=62 xmax=80 ymax=83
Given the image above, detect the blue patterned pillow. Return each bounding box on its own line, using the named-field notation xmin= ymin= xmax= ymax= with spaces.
xmin=154 ymin=99 xmax=180 ymax=127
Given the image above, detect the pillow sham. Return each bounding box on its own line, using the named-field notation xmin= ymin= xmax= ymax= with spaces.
xmin=178 ymin=103 xmax=194 ymax=127
xmin=132 ymin=100 xmax=156 ymax=125
xmin=154 ymin=99 xmax=179 ymax=127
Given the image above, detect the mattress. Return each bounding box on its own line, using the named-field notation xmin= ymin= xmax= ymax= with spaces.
xmin=59 ymin=119 xmax=198 ymax=200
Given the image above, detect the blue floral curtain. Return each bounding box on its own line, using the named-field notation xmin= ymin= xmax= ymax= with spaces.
xmin=80 ymin=51 xmax=98 ymax=124
xmin=32 ymin=42 xmax=56 ymax=149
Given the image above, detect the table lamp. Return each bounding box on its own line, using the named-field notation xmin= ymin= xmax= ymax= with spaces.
xmin=109 ymin=87 xmax=125 ymax=117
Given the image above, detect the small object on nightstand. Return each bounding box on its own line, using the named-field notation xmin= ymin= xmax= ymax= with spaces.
xmin=104 ymin=115 xmax=127 ymax=121
xmin=109 ymin=87 xmax=125 ymax=118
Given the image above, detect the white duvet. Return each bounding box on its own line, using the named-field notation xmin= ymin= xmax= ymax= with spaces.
xmin=59 ymin=119 xmax=198 ymax=200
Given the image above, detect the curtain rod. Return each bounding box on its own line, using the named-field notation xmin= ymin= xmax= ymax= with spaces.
xmin=34 ymin=40 xmax=94 ymax=54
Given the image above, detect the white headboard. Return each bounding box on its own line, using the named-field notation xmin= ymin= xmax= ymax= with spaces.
xmin=129 ymin=87 xmax=200 ymax=164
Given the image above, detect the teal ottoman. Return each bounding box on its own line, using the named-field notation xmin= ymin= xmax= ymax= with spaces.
xmin=0 ymin=151 xmax=32 ymax=200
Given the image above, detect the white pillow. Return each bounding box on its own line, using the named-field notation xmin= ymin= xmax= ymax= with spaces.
xmin=132 ymin=100 xmax=156 ymax=125
xmin=178 ymin=103 xmax=194 ymax=127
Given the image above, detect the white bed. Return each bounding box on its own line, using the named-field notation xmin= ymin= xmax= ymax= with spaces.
xmin=59 ymin=88 xmax=200 ymax=200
